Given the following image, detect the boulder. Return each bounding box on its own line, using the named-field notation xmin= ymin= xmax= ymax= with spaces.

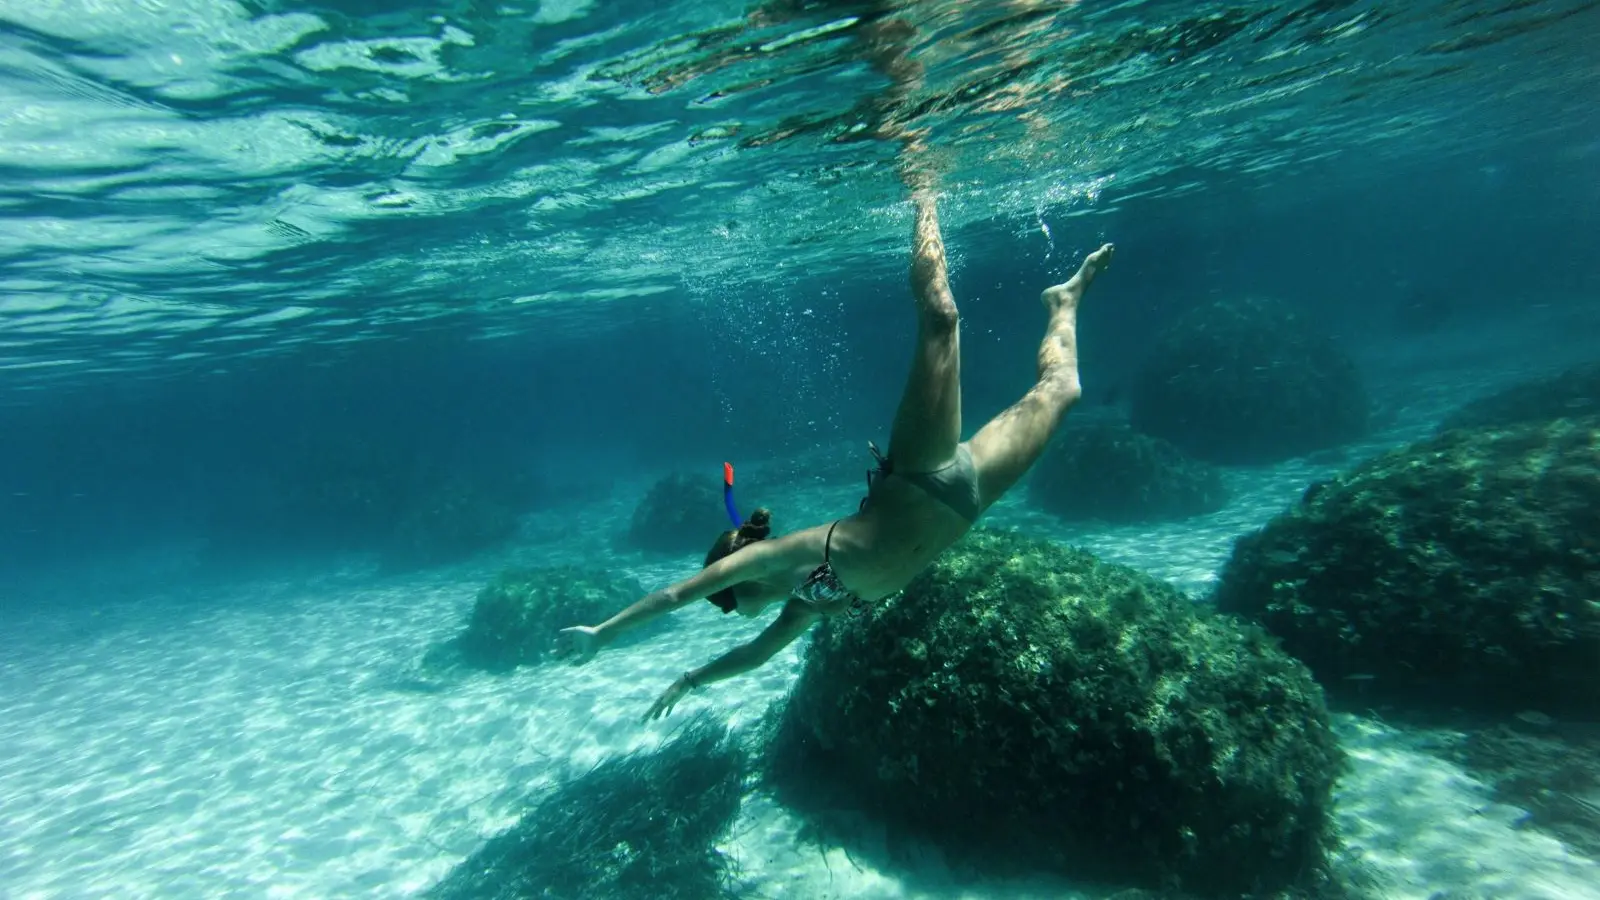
xmin=767 ymin=529 xmax=1342 ymax=896
xmin=1030 ymin=417 xmax=1229 ymax=523
xmin=1438 ymin=362 xmax=1600 ymax=433
xmin=1130 ymin=297 xmax=1369 ymax=464
xmin=625 ymin=472 xmax=732 ymax=555
xmin=438 ymin=566 xmax=647 ymax=673
xmin=1215 ymin=416 xmax=1600 ymax=715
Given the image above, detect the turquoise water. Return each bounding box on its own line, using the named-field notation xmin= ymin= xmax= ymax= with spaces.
xmin=1 ymin=1 xmax=1598 ymax=898
xmin=2 ymin=0 xmax=1593 ymax=392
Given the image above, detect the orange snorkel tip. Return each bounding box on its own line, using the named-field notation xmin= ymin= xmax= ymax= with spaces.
xmin=723 ymin=462 xmax=740 ymax=527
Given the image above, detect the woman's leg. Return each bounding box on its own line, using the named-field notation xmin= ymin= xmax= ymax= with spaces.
xmin=967 ymin=243 xmax=1115 ymax=506
xmin=886 ymin=190 xmax=964 ymax=472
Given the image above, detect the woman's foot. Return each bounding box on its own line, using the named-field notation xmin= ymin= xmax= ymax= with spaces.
xmin=1041 ymin=243 xmax=1115 ymax=315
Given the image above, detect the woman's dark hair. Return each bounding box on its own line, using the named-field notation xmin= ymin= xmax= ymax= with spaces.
xmin=703 ymin=507 xmax=772 ymax=613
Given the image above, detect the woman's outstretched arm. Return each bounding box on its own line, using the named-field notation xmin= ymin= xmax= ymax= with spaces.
xmin=561 ymin=534 xmax=798 ymax=659
xmin=643 ymin=599 xmax=819 ymax=720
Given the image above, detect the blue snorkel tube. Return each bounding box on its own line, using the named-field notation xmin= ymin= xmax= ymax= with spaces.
xmin=722 ymin=462 xmax=741 ymax=528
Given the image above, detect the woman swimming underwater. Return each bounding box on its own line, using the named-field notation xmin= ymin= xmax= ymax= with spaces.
xmin=562 ymin=186 xmax=1115 ymax=721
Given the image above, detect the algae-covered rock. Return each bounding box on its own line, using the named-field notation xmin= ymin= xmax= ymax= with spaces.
xmin=1029 ymin=417 xmax=1230 ymax=523
xmin=1130 ymin=297 xmax=1369 ymax=464
xmin=1215 ymin=416 xmax=1600 ymax=715
xmin=625 ymin=472 xmax=731 ymax=555
xmin=767 ymin=529 xmax=1342 ymax=896
xmin=441 ymin=566 xmax=646 ymax=673
xmin=1438 ymin=361 xmax=1600 ymax=433
xmin=427 ymin=714 xmax=745 ymax=900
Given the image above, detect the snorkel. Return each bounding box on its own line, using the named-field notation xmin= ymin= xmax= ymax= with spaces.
xmin=723 ymin=462 xmax=741 ymax=528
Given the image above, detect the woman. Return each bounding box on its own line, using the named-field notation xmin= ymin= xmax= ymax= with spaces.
xmin=564 ymin=188 xmax=1115 ymax=721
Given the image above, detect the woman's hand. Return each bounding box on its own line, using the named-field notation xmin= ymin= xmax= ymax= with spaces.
xmin=643 ymin=674 xmax=696 ymax=722
xmin=557 ymin=625 xmax=604 ymax=663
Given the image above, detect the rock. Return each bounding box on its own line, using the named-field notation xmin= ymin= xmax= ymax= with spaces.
xmin=766 ymin=529 xmax=1342 ymax=896
xmin=436 ymin=566 xmax=647 ymax=673
xmin=625 ymin=472 xmax=733 ymax=555
xmin=1130 ymin=297 xmax=1369 ymax=464
xmin=1029 ymin=417 xmax=1230 ymax=524
xmin=1438 ymin=361 xmax=1600 ymax=433
xmin=1215 ymin=416 xmax=1600 ymax=715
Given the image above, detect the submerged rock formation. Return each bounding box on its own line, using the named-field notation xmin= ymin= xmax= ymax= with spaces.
xmin=1029 ymin=417 xmax=1230 ymax=523
xmin=1215 ymin=416 xmax=1600 ymax=715
xmin=766 ymin=529 xmax=1343 ymax=897
xmin=625 ymin=471 xmax=733 ymax=555
xmin=427 ymin=715 xmax=745 ymax=900
xmin=434 ymin=566 xmax=646 ymax=673
xmin=1130 ymin=297 xmax=1369 ymax=464
xmin=1438 ymin=361 xmax=1600 ymax=433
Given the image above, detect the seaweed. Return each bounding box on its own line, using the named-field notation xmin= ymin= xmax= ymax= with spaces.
xmin=1446 ymin=718 xmax=1600 ymax=864
xmin=428 ymin=714 xmax=747 ymax=900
